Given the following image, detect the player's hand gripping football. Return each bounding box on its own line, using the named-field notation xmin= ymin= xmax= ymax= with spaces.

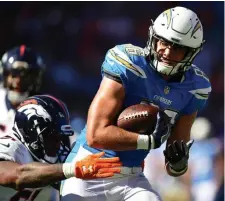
xmin=163 ymin=139 xmax=194 ymax=173
xmin=151 ymin=111 xmax=172 ymax=149
xmin=75 ymin=152 xmax=122 ymax=179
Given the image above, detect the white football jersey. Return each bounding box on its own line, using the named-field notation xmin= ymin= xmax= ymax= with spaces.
xmin=0 ymin=128 xmax=57 ymax=201
xmin=0 ymin=88 xmax=16 ymax=137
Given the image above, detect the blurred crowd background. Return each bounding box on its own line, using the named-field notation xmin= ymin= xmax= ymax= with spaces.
xmin=0 ymin=1 xmax=223 ymax=201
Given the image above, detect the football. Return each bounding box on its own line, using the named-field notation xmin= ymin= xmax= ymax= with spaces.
xmin=117 ymin=103 xmax=159 ymax=134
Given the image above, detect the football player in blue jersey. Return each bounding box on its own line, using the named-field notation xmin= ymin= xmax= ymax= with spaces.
xmin=61 ymin=6 xmax=211 ymax=201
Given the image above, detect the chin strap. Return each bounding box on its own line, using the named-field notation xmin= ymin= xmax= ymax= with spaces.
xmin=153 ymin=59 xmax=178 ymax=75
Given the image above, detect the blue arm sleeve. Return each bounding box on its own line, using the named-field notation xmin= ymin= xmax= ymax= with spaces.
xmin=182 ymin=78 xmax=211 ymax=115
xmin=181 ymin=95 xmax=210 ymax=115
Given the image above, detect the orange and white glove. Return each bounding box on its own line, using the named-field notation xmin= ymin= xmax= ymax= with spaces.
xmin=62 ymin=152 xmax=122 ymax=179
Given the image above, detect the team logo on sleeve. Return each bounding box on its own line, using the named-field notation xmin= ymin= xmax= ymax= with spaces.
xmin=189 ymin=87 xmax=211 ymax=100
xmin=108 ymin=47 xmax=147 ymax=78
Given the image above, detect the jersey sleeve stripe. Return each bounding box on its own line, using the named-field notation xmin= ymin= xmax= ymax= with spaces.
xmin=189 ymin=87 xmax=211 ymax=100
xmin=107 ymin=47 xmax=147 ymax=78
xmin=102 ymin=70 xmax=122 ymax=83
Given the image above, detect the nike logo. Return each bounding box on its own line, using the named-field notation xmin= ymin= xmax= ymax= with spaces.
xmin=0 ymin=143 xmax=10 ymax=148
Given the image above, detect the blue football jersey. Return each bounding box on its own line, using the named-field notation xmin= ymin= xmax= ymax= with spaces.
xmin=68 ymin=44 xmax=211 ymax=167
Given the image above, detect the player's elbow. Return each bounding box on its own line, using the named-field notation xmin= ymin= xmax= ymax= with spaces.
xmin=87 ymin=127 xmax=105 ymax=148
xmin=86 ymin=134 xmax=96 ymax=147
xmin=86 ymin=131 xmax=100 ymax=147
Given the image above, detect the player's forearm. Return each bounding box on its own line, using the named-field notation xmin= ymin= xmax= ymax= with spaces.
xmin=15 ymin=162 xmax=65 ymax=190
xmin=87 ymin=125 xmax=140 ymax=150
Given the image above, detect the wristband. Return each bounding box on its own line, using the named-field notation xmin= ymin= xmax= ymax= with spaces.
xmin=62 ymin=163 xmax=76 ymax=178
xmin=137 ymin=135 xmax=154 ymax=150
xmin=166 ymin=162 xmax=188 ymax=176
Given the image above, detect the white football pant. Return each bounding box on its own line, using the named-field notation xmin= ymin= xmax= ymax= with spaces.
xmin=60 ymin=146 xmax=162 ymax=201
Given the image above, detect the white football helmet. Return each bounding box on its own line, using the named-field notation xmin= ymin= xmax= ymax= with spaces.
xmin=146 ymin=6 xmax=204 ymax=75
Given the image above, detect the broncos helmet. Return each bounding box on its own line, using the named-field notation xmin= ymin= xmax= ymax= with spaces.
xmin=1 ymin=45 xmax=45 ymax=104
xmin=13 ymin=95 xmax=74 ymax=164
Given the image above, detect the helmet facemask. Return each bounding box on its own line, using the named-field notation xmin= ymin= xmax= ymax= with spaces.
xmin=57 ymin=135 xmax=72 ymax=163
xmin=3 ymin=68 xmax=44 ymax=104
xmin=146 ymin=25 xmax=204 ymax=76
xmin=28 ymin=125 xmax=73 ymax=164
xmin=13 ymin=115 xmax=59 ymax=164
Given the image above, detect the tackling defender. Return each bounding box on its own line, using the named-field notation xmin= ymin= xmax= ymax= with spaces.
xmin=0 ymin=95 xmax=121 ymax=201
xmin=0 ymin=46 xmax=122 ymax=200
xmin=61 ymin=7 xmax=211 ymax=201
xmin=0 ymin=45 xmax=63 ymax=201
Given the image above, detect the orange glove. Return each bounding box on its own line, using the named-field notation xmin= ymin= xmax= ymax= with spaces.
xmin=75 ymin=152 xmax=122 ymax=179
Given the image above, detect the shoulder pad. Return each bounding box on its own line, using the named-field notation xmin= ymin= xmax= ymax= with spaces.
xmin=106 ymin=44 xmax=147 ymax=78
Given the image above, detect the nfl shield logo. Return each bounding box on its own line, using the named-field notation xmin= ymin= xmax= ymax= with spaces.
xmin=164 ymin=86 xmax=170 ymax=94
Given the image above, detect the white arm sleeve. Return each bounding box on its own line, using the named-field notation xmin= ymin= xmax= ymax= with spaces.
xmin=0 ymin=136 xmax=33 ymax=164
